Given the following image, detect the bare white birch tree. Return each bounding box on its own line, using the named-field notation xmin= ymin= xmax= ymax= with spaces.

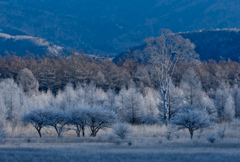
xmin=141 ymin=29 xmax=199 ymax=122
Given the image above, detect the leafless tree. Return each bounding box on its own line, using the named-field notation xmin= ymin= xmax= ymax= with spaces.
xmin=141 ymin=29 xmax=199 ymax=122
xmin=17 ymin=68 xmax=39 ymax=97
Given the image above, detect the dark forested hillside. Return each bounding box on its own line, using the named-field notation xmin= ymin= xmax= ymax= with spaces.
xmin=114 ymin=29 xmax=240 ymax=62
xmin=180 ymin=29 xmax=240 ymax=61
xmin=1 ymin=0 xmax=240 ymax=55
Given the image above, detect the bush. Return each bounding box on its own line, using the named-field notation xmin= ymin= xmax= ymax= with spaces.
xmin=128 ymin=140 xmax=132 ymax=146
xmin=158 ymin=137 xmax=163 ymax=144
xmin=206 ymin=133 xmax=217 ymax=143
xmin=113 ymin=123 xmax=131 ymax=139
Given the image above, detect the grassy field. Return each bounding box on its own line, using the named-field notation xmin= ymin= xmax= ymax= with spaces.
xmin=0 ymin=138 xmax=240 ymax=162
xmin=1 ymin=124 xmax=240 ymax=162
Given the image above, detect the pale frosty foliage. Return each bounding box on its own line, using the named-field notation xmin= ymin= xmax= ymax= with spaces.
xmin=159 ymin=79 xmax=183 ymax=120
xmin=180 ymin=68 xmax=204 ymax=107
xmin=104 ymin=89 xmax=117 ymax=112
xmin=59 ymin=83 xmax=78 ymax=110
xmin=143 ymin=88 xmax=159 ymax=118
xmin=201 ymin=95 xmax=217 ymax=118
xmin=75 ymin=82 xmax=107 ymax=108
xmin=16 ymin=68 xmax=39 ymax=97
xmin=215 ymin=81 xmax=235 ymax=122
xmin=27 ymin=90 xmax=54 ymax=110
xmin=0 ymin=79 xmax=28 ymax=125
xmin=180 ymin=68 xmax=217 ymax=117
xmin=117 ymin=85 xmax=145 ymax=124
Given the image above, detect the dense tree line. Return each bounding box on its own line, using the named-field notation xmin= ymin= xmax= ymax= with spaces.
xmin=0 ymin=54 xmax=239 ymax=94
xmin=0 ymin=66 xmax=238 ymax=138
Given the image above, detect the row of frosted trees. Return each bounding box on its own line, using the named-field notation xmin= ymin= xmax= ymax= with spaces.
xmin=0 ymin=67 xmax=240 ymax=138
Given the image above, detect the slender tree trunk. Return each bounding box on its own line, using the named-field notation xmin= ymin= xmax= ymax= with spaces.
xmin=82 ymin=126 xmax=85 ymax=137
xmin=76 ymin=126 xmax=81 ymax=137
xmin=37 ymin=129 xmax=42 ymax=138
xmin=76 ymin=131 xmax=80 ymax=137
xmin=163 ymin=90 xmax=167 ymax=123
xmin=189 ymin=130 xmax=193 ymax=139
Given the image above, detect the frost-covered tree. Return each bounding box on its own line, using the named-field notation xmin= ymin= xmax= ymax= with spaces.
xmin=201 ymin=96 xmax=217 ymax=118
xmin=159 ymin=79 xmax=182 ymax=119
xmin=180 ymin=68 xmax=203 ymax=106
xmin=27 ymin=90 xmax=52 ymax=111
xmin=144 ymin=88 xmax=159 ymax=117
xmin=215 ymin=82 xmax=235 ymax=122
xmin=70 ymin=108 xmax=89 ymax=137
xmin=59 ymin=83 xmax=77 ymax=110
xmin=180 ymin=68 xmax=217 ymax=117
xmin=232 ymin=84 xmax=240 ymax=118
xmin=0 ymin=79 xmax=27 ymax=125
xmin=104 ymin=89 xmax=117 ymax=112
xmin=22 ymin=109 xmax=47 ymax=138
xmin=16 ymin=68 xmax=39 ymax=97
xmin=78 ymin=82 xmax=106 ymax=108
xmin=0 ymin=93 xmax=6 ymax=126
xmin=142 ymin=29 xmax=199 ymax=122
xmin=45 ymin=89 xmax=56 ymax=107
xmin=117 ymin=85 xmax=145 ymax=124
xmin=44 ymin=108 xmax=69 ymax=138
xmin=87 ymin=106 xmax=117 ymax=137
xmin=171 ymin=104 xmax=210 ymax=139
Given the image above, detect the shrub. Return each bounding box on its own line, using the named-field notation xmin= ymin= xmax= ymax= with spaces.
xmin=206 ymin=133 xmax=217 ymax=143
xmin=128 ymin=140 xmax=132 ymax=146
xmin=158 ymin=137 xmax=163 ymax=144
xmin=113 ymin=123 xmax=131 ymax=139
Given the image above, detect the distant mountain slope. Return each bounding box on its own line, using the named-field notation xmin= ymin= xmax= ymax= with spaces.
xmin=179 ymin=29 xmax=240 ymax=61
xmin=0 ymin=0 xmax=240 ymax=55
xmin=113 ymin=29 xmax=240 ymax=63
xmin=0 ymin=33 xmax=67 ymax=57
